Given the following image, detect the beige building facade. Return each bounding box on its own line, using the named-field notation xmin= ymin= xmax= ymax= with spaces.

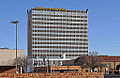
xmin=0 ymin=48 xmax=24 ymax=66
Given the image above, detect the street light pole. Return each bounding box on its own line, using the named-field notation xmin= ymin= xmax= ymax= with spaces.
xmin=11 ymin=20 xmax=19 ymax=73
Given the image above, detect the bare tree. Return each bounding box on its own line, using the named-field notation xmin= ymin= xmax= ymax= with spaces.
xmin=12 ymin=57 xmax=24 ymax=67
xmin=10 ymin=56 xmax=33 ymax=73
xmin=75 ymin=52 xmax=105 ymax=72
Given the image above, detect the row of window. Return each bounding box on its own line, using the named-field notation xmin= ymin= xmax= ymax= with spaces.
xmin=33 ymin=60 xmax=61 ymax=66
xmin=32 ymin=50 xmax=88 ymax=53
xmin=32 ymin=22 xmax=87 ymax=26
xmin=32 ymin=30 xmax=88 ymax=34
xmin=33 ymin=54 xmax=61 ymax=56
xmin=32 ymin=14 xmax=87 ymax=18
xmin=32 ymin=34 xmax=88 ymax=37
xmin=32 ymin=18 xmax=87 ymax=22
xmin=32 ymin=46 xmax=88 ymax=49
xmin=33 ymin=54 xmax=83 ymax=57
xmin=33 ymin=9 xmax=87 ymax=13
xmin=32 ymin=26 xmax=87 ymax=29
xmin=32 ymin=42 xmax=88 ymax=45
xmin=32 ymin=38 xmax=88 ymax=41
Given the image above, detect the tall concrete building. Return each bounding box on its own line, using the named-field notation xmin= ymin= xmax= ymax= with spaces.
xmin=27 ymin=7 xmax=88 ymax=67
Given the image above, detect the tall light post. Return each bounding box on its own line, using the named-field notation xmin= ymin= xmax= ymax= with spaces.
xmin=11 ymin=20 xmax=19 ymax=73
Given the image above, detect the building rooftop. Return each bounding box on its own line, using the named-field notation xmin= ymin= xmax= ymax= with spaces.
xmin=75 ymin=56 xmax=120 ymax=62
xmin=0 ymin=48 xmax=24 ymax=50
xmin=99 ymin=56 xmax=120 ymax=62
xmin=0 ymin=48 xmax=9 ymax=49
xmin=31 ymin=7 xmax=88 ymax=13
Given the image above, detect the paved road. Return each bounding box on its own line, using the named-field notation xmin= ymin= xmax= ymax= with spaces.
xmin=104 ymin=74 xmax=120 ymax=78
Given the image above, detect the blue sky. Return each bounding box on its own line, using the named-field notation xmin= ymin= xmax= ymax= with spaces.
xmin=0 ymin=0 xmax=120 ymax=56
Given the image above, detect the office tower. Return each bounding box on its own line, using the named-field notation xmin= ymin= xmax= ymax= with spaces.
xmin=28 ymin=7 xmax=88 ymax=67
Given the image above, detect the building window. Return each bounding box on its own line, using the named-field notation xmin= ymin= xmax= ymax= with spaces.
xmin=106 ymin=63 xmax=111 ymax=68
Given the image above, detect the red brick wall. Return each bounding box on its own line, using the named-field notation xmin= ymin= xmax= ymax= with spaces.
xmin=0 ymin=72 xmax=104 ymax=78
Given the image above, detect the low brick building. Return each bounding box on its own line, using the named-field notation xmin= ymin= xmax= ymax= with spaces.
xmin=63 ymin=56 xmax=120 ymax=74
xmin=100 ymin=56 xmax=120 ymax=74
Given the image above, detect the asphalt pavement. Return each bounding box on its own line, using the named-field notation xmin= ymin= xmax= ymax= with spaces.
xmin=104 ymin=74 xmax=120 ymax=78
